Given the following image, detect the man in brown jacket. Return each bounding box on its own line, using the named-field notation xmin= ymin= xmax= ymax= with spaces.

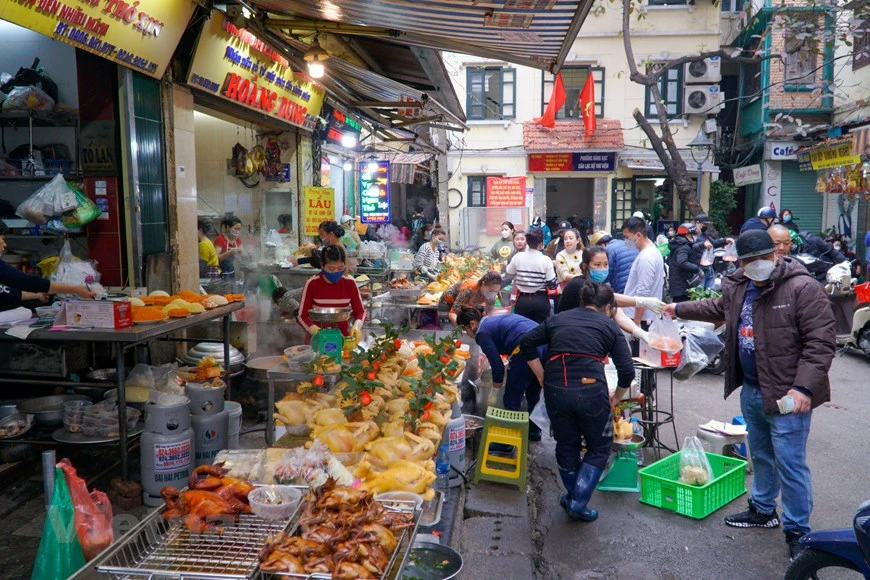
xmin=663 ymin=229 xmax=835 ymax=559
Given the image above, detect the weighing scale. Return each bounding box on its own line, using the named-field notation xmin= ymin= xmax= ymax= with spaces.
xmin=597 ymin=433 xmax=646 ymax=493
xmin=309 ymin=307 xmax=353 ymax=362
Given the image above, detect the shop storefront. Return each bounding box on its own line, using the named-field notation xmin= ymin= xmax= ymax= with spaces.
xmin=758 ymin=141 xmax=823 ymax=235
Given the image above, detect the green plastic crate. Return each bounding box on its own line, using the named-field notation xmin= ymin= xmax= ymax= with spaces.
xmin=639 ymin=451 xmax=747 ymax=519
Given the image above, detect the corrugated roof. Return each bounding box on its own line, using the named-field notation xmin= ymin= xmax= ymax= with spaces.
xmin=523 ymin=119 xmax=624 ymax=151
xmin=253 ymin=0 xmax=594 ymax=72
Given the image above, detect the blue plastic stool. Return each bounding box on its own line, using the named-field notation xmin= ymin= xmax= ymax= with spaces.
xmin=731 ymin=416 xmax=748 ymax=459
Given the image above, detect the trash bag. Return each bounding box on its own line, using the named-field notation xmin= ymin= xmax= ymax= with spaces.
xmin=31 ymin=466 xmax=87 ymax=580
xmin=674 ymin=326 xmax=724 ymax=381
xmin=59 ymin=181 xmax=100 ymax=228
xmin=648 ymin=315 xmax=683 ymax=353
xmin=529 ymin=398 xmax=550 ymax=436
xmin=59 ymin=459 xmax=114 ymax=561
xmin=0 ymin=58 xmax=59 ymax=103
xmin=699 ymin=247 xmax=715 ymax=267
xmin=679 ymin=436 xmax=714 ymax=486
xmin=16 ymin=174 xmax=77 ymax=224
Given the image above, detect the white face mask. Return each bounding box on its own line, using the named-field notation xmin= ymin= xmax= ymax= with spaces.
xmin=501 ymin=229 xmax=512 ymax=239
xmin=482 ymin=290 xmax=498 ymax=300
xmin=743 ymin=258 xmax=776 ymax=282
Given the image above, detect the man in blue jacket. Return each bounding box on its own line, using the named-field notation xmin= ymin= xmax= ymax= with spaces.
xmin=606 ymin=238 xmax=638 ymax=294
xmin=740 ymin=206 xmax=777 ymax=234
xmin=457 ymin=308 xmax=545 ymax=440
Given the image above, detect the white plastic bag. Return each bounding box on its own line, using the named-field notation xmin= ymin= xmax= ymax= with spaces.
xmin=1 ymin=85 xmax=54 ymax=112
xmin=723 ymin=243 xmax=738 ymax=262
xmin=700 ymin=247 xmax=715 ymax=266
xmin=16 ymin=174 xmax=77 ymax=224
xmin=679 ymin=436 xmax=714 ymax=485
xmin=52 ymin=240 xmax=100 ymax=298
xmin=648 ymin=315 xmax=683 ymax=353
xmin=264 ymin=229 xmax=282 ymax=247
xmin=530 ymin=398 xmax=550 ymax=436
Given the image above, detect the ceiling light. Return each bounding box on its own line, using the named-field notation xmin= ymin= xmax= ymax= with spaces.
xmin=304 ymin=38 xmax=329 ymax=79
xmin=341 ymin=133 xmax=357 ymax=148
xmin=343 ymin=161 xmax=352 ymax=171
xmin=241 ymin=6 xmax=251 ymax=19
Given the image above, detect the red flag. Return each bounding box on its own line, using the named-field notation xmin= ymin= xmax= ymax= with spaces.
xmin=579 ymin=73 xmax=596 ymax=137
xmin=534 ymin=72 xmax=566 ymax=128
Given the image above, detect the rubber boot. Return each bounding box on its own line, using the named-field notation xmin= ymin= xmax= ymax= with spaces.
xmin=567 ymin=463 xmax=604 ymax=521
xmin=558 ymin=468 xmax=577 ymax=512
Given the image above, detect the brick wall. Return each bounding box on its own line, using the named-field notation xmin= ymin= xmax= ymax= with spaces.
xmin=766 ymin=18 xmax=827 ymax=112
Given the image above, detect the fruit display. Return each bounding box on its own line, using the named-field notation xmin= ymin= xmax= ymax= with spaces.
xmin=424 ymin=253 xmax=499 ymax=294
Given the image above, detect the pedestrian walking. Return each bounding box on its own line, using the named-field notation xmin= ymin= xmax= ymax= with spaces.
xmin=621 ymin=216 xmax=665 ymax=327
xmin=663 ymin=229 xmax=836 ymax=559
xmin=694 ymin=212 xmax=734 ymax=289
xmin=667 ymin=223 xmax=704 ymax=302
xmin=605 ymin=236 xmax=638 ymax=293
xmin=506 ymin=228 xmax=557 ymax=323
xmin=521 ymin=281 xmax=635 ymax=521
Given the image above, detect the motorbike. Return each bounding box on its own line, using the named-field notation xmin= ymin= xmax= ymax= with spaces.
xmin=784 ymin=499 xmax=870 ymax=579
xmin=825 ymin=263 xmax=870 ymax=358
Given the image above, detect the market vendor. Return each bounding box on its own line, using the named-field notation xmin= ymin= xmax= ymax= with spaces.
xmin=413 ymin=227 xmax=446 ymax=280
xmin=214 ymin=216 xmax=246 ymax=279
xmin=440 ymin=271 xmax=502 ymax=325
xmin=520 ymin=281 xmax=635 ymax=522
xmin=197 ymin=219 xmax=219 ymax=279
xmin=296 ymin=244 xmax=365 ymax=343
xmin=458 ymin=307 xmax=545 ymax=441
xmin=339 ymin=215 xmax=361 ymax=250
xmin=0 ymin=221 xmax=95 ymax=305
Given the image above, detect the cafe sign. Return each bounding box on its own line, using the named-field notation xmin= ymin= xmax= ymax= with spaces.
xmin=0 ymin=0 xmax=196 ymax=79
xmin=360 ymin=161 xmax=390 ymax=224
xmin=187 ymin=12 xmax=326 ymax=131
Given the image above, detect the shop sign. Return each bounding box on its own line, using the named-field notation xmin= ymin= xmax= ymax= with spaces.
xmin=764 ymin=141 xmax=801 ymax=161
xmin=319 ymin=104 xmax=362 ymax=147
xmin=187 ymin=12 xmax=326 ymax=131
xmin=79 ymin=120 xmax=117 ymax=174
xmin=796 ymin=150 xmax=814 ymax=172
xmin=0 ymin=0 xmax=195 ymax=79
xmin=486 ymin=177 xmax=526 ymax=207
xmin=304 ymin=186 xmax=335 ymax=236
xmin=733 ymin=164 xmax=762 ymax=186
xmin=359 ymin=161 xmax=390 ymax=224
xmin=528 ymin=152 xmax=615 ymax=172
xmin=808 ymin=142 xmax=861 ymax=170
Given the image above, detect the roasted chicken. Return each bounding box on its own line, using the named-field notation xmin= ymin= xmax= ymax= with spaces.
xmin=161 ymin=487 xmax=249 ymax=534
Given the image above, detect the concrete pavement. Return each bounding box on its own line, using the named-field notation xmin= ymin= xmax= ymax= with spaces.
xmin=460 ymin=352 xmax=870 ymax=579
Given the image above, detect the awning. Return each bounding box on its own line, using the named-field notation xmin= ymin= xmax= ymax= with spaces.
xmin=375 ymin=152 xmax=433 ymax=184
xmin=252 ymin=0 xmax=594 ymax=72
xmin=618 ymin=150 xmax=719 ymax=174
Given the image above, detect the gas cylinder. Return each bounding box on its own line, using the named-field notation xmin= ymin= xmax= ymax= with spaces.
xmin=141 ymin=398 xmax=194 ymax=506
xmin=445 ymin=400 xmax=466 ymax=487
xmin=191 ymin=409 xmax=229 ymax=467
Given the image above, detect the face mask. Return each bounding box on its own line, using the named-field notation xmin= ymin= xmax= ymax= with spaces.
xmin=833 ymin=243 xmax=842 ymax=251
xmin=501 ymin=230 xmax=512 ymax=239
xmin=624 ymin=235 xmax=637 ymax=250
xmin=783 ymin=215 xmax=792 ymax=223
xmin=437 ymin=243 xmax=447 ymax=253
xmin=482 ymin=290 xmax=498 ymax=300
xmin=700 ymin=225 xmax=708 ymax=233
xmin=322 ymin=269 xmax=345 ymax=283
xmin=589 ymin=268 xmax=608 ymax=283
xmin=229 ymin=230 xmax=241 ymax=239
xmin=743 ymin=258 xmax=775 ymax=282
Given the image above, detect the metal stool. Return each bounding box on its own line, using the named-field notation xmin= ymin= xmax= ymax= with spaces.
xmin=695 ymin=428 xmax=753 ymax=474
xmin=473 ymin=407 xmax=529 ymax=490
xmin=631 ymin=360 xmax=679 ymax=460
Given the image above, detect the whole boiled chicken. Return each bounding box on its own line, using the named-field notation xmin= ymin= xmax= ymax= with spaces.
xmin=357 ymin=459 xmax=437 ymax=501
xmin=364 ymin=433 xmax=435 ymax=468
xmin=274 ymin=400 xmax=314 ymax=426
xmin=308 ymin=408 xmax=347 ymax=430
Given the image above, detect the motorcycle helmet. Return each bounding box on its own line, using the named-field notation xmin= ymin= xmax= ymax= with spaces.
xmin=758 ymin=206 xmax=777 ymax=219
xmin=677 ymin=223 xmax=697 ymax=236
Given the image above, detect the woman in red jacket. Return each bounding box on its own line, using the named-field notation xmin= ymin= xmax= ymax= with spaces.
xmin=296 ymin=244 xmax=366 ymax=343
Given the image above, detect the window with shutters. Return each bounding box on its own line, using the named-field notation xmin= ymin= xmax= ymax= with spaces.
xmin=644 ymin=64 xmax=683 ymax=118
xmin=784 ymin=36 xmax=817 ymax=86
xmin=854 ymin=19 xmax=870 ymax=71
xmin=467 ymin=176 xmax=487 ymax=207
xmin=541 ymin=66 xmax=605 ymax=118
xmin=466 ymin=67 xmax=516 ymax=120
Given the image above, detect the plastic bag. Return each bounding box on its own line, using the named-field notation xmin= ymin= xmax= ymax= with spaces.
xmin=126 ymin=364 xmax=155 ymax=389
xmin=59 ymin=459 xmax=114 ymax=561
xmin=2 ymin=85 xmax=55 ymax=111
xmin=723 ymin=243 xmax=738 ymax=263
xmin=679 ymin=436 xmax=714 ymax=486
xmin=16 ymin=174 xmax=77 ymax=224
xmin=674 ymin=333 xmax=709 ymax=381
xmin=648 ymin=315 xmax=683 ymax=353
xmin=59 ymin=181 xmax=100 ymax=228
xmin=264 ymin=229 xmax=283 ymax=247
xmin=52 ymin=240 xmax=100 ymax=298
xmin=529 ymin=398 xmax=550 ymax=436
xmin=0 ymin=58 xmax=59 ymax=103
xmin=31 ymin=466 xmax=87 ymax=580
xmin=699 ymin=247 xmax=715 ymax=267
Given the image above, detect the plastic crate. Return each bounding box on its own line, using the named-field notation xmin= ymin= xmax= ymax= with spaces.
xmin=856 ymin=282 xmax=870 ymax=304
xmin=639 ymin=450 xmax=746 ymax=519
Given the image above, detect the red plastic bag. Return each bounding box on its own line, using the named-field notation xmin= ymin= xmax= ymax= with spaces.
xmin=59 ymin=459 xmax=114 ymax=561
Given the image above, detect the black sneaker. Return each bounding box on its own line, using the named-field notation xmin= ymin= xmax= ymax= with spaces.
xmin=724 ymin=502 xmax=781 ymax=528
xmin=786 ymin=531 xmax=808 ymax=559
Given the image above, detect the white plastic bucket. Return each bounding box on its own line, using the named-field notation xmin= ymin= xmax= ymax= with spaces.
xmin=225 ymin=401 xmax=243 ymax=449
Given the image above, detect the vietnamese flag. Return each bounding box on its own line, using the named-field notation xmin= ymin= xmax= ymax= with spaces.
xmin=534 ymin=72 xmax=566 ymax=129
xmin=579 ymin=73 xmax=596 ymax=137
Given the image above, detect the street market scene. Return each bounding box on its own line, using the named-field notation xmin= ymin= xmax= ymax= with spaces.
xmin=0 ymin=0 xmax=868 ymax=579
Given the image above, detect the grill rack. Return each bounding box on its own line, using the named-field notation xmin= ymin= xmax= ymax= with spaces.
xmin=255 ymin=498 xmax=421 ymax=580
xmin=94 ymin=508 xmax=298 ymax=579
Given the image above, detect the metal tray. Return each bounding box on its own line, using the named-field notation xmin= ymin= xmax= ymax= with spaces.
xmin=94 ymin=507 xmax=297 ymax=579
xmin=52 ymin=423 xmax=144 ymax=445
xmin=257 ymin=497 xmax=421 ymax=580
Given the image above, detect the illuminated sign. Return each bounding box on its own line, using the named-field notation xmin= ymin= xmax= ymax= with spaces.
xmin=360 ymin=161 xmax=390 ymax=224
xmin=0 ymin=0 xmax=196 ymax=78
xmin=187 ymin=12 xmax=325 ymax=130
xmin=319 ymin=104 xmax=362 ymax=147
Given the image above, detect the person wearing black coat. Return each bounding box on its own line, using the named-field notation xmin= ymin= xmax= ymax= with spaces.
xmin=667 ymin=223 xmax=703 ymax=302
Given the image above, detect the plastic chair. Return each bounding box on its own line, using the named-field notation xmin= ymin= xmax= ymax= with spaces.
xmin=473 ymin=407 xmax=529 ymax=490
xmin=695 ymin=428 xmax=753 ymax=474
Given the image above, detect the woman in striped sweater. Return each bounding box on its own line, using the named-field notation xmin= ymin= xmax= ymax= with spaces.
xmin=413 ymin=227 xmax=446 ymax=280
xmin=506 ymin=228 xmax=557 ymax=323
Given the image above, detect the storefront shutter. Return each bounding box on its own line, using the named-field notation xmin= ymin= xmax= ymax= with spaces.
xmin=131 ymin=73 xmax=168 ymax=256
xmin=780 ymin=162 xmax=822 ymax=236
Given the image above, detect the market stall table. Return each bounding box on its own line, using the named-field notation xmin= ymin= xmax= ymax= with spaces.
xmin=630 ymin=358 xmax=679 ymax=460
xmin=0 ymin=302 xmax=242 ymax=480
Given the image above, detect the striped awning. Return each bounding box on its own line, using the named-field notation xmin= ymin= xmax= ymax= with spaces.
xmin=850 ymin=124 xmax=870 ymax=157
xmin=252 ymin=0 xmax=594 ymax=72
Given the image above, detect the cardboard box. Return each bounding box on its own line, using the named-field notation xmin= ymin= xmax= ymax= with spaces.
xmin=58 ymin=300 xmax=133 ymax=329
xmin=638 ymin=338 xmax=681 ymax=367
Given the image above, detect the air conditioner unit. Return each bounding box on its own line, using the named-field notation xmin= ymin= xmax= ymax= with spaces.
xmin=684 ymin=85 xmax=723 ymax=115
xmin=684 ymin=57 xmax=722 ymax=84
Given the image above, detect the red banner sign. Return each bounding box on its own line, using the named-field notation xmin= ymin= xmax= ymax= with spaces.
xmin=486 ymin=177 xmax=526 ymax=207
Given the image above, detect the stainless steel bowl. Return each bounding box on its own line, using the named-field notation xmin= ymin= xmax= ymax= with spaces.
xmin=402 ymin=541 xmax=463 ymax=580
xmin=0 ymin=412 xmax=34 ymax=439
xmin=17 ymin=395 xmax=91 ymax=426
xmin=245 ymin=356 xmax=284 ymax=381
xmin=307 ymin=307 xmax=352 ymax=323
xmin=180 ymin=341 xmax=245 ymax=368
